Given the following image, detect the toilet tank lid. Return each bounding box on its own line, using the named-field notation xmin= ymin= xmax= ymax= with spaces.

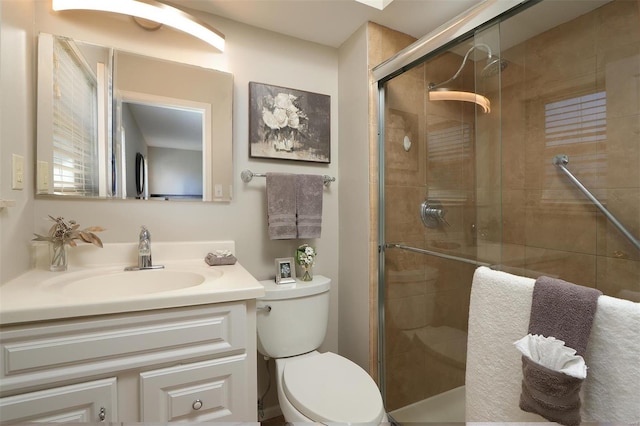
xmin=258 ymin=275 xmax=330 ymax=300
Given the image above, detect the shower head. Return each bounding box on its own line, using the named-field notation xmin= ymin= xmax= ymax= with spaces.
xmin=480 ymin=57 xmax=508 ymax=78
xmin=427 ymin=44 xmax=505 ymax=113
xmin=429 ymin=43 xmax=507 ymax=90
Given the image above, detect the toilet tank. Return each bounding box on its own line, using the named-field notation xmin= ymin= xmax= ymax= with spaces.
xmin=257 ymin=276 xmax=330 ymax=358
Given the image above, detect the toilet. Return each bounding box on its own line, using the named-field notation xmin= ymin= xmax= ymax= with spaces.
xmin=257 ymin=275 xmax=386 ymax=424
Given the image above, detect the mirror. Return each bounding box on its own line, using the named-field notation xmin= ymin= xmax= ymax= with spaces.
xmin=36 ymin=33 xmax=233 ymax=202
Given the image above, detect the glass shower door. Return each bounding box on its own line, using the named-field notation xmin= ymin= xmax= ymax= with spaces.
xmin=380 ymin=23 xmax=503 ymax=421
xmin=379 ymin=0 xmax=640 ymax=421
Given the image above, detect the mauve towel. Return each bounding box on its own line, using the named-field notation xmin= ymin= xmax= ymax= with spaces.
xmin=520 ymin=356 xmax=583 ymax=426
xmin=296 ymin=174 xmax=323 ymax=239
xmin=520 ymin=276 xmax=602 ymax=425
xmin=266 ymin=173 xmax=297 ymax=240
xmin=528 ymin=276 xmax=602 ymax=356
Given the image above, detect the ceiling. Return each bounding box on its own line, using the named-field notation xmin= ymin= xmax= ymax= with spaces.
xmin=126 ymin=103 xmax=204 ymax=151
xmin=172 ymin=0 xmax=482 ymax=48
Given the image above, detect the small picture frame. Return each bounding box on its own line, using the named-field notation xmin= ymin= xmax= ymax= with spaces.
xmin=275 ymin=257 xmax=296 ymax=284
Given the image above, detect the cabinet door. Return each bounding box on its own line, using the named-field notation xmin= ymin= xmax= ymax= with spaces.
xmin=0 ymin=377 xmax=117 ymax=424
xmin=140 ymin=355 xmax=247 ymax=422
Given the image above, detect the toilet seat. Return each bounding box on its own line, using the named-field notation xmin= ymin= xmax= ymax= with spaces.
xmin=282 ymin=352 xmax=385 ymax=424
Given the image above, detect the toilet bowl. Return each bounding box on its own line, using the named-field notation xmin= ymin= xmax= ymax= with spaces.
xmin=275 ymin=351 xmax=386 ymax=423
xmin=257 ymin=276 xmax=386 ymax=424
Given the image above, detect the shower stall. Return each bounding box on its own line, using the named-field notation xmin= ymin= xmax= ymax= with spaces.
xmin=374 ymin=0 xmax=639 ymax=422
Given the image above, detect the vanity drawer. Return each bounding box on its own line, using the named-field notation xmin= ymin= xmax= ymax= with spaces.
xmin=0 ymin=303 xmax=246 ymax=393
xmin=140 ymin=354 xmax=247 ymax=422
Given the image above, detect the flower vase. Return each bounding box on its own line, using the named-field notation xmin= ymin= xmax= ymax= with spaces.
xmin=301 ymin=265 xmax=313 ymax=282
xmin=49 ymin=242 xmax=68 ymax=272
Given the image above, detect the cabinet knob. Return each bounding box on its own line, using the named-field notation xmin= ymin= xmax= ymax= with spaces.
xmin=192 ymin=399 xmax=203 ymax=410
xmin=98 ymin=407 xmax=106 ymax=422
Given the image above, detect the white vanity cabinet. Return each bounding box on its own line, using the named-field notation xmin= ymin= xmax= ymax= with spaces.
xmin=0 ymin=301 xmax=257 ymax=423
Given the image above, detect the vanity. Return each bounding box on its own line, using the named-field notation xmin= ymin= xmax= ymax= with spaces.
xmin=0 ymin=241 xmax=264 ymax=423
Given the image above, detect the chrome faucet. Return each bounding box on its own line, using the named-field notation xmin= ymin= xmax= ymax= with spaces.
xmin=138 ymin=226 xmax=152 ymax=268
xmin=125 ymin=226 xmax=164 ymax=271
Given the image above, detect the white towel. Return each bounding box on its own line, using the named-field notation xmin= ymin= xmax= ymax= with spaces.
xmin=466 ymin=266 xmax=640 ymax=423
xmin=466 ymin=266 xmax=541 ymax=422
xmin=581 ymin=294 xmax=640 ymax=421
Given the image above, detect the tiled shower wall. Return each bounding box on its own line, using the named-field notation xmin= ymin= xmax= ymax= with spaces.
xmin=498 ymin=0 xmax=639 ymax=298
xmin=370 ymin=0 xmax=639 ymax=412
xmin=366 ymin=22 xmax=417 ymax=389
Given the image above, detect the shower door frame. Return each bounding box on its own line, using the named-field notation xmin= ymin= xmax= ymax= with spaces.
xmin=373 ymin=0 xmax=537 ymax=404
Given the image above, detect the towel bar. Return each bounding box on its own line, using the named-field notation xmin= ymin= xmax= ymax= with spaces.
xmin=241 ymin=169 xmax=335 ymax=187
xmin=385 ymin=243 xmax=495 ymax=268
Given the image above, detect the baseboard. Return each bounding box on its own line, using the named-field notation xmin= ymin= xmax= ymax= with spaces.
xmin=259 ymin=403 xmax=282 ymax=422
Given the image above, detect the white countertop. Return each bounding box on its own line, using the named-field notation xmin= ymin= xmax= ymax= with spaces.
xmin=0 ymin=241 xmax=264 ymax=325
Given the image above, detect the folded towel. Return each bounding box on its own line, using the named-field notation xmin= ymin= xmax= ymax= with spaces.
xmin=467 ymin=266 xmax=640 ymax=423
xmin=295 ymin=174 xmax=323 ymax=239
xmin=528 ymin=276 xmax=602 ymax=356
xmin=519 ymin=276 xmax=601 ymax=425
xmin=266 ymin=173 xmax=297 ymax=240
xmin=520 ymin=356 xmax=583 ymax=426
xmin=205 ymin=250 xmax=237 ymax=266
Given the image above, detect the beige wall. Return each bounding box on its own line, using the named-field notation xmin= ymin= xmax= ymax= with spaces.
xmin=0 ymin=0 xmax=36 ymax=282
xmin=1 ymin=1 xmax=340 ymax=418
xmin=337 ymin=23 xmax=370 ymax=372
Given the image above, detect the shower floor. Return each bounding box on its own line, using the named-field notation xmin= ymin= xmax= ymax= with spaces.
xmin=389 ymin=385 xmax=465 ymax=423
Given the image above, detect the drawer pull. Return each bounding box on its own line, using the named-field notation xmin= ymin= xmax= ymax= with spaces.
xmin=98 ymin=407 xmax=106 ymax=422
xmin=192 ymin=399 xmax=203 ymax=410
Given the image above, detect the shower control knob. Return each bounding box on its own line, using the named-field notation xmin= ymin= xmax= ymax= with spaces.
xmin=420 ymin=200 xmax=450 ymax=228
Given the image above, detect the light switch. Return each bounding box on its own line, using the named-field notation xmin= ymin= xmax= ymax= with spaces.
xmin=214 ymin=184 xmax=223 ymax=197
xmin=37 ymin=161 xmax=50 ymax=192
xmin=12 ymin=154 xmax=24 ymax=190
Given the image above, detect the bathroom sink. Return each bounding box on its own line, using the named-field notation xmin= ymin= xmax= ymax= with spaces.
xmin=43 ymin=268 xmax=219 ymax=299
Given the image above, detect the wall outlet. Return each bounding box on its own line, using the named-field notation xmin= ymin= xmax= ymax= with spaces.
xmin=12 ymin=154 xmax=24 ymax=190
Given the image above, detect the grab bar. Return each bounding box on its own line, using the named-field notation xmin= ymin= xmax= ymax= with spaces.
xmin=385 ymin=243 xmax=494 ymax=268
xmin=553 ymin=155 xmax=639 ymax=251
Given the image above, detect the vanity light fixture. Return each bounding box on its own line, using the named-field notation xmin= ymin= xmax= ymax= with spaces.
xmin=52 ymin=0 xmax=225 ymax=52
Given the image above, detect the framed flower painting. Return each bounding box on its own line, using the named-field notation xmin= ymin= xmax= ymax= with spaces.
xmin=249 ymin=82 xmax=331 ymax=163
